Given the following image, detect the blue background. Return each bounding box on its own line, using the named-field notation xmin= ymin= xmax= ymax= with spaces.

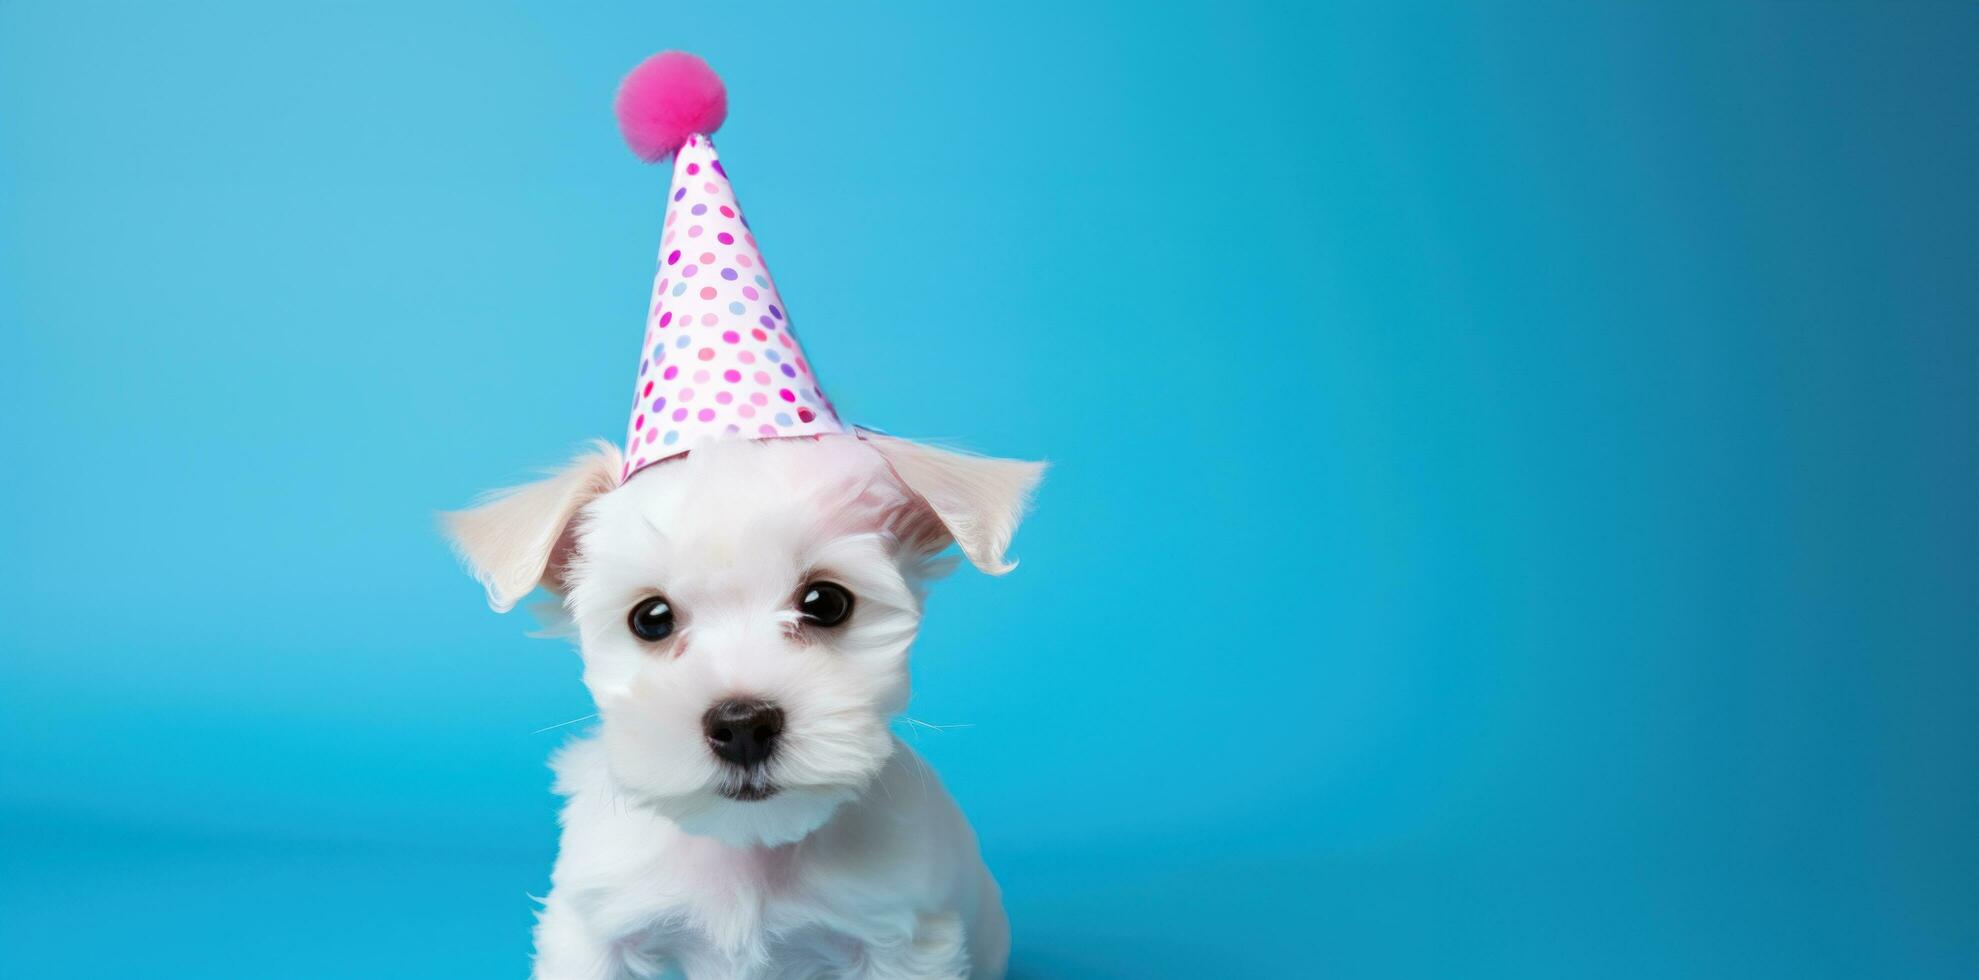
xmin=4 ymin=2 xmax=1976 ymax=976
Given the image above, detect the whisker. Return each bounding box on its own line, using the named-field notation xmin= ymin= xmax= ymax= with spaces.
xmin=905 ymin=744 xmax=933 ymax=803
xmin=531 ymin=713 xmax=599 ymax=735
xmin=899 ymin=716 xmax=974 ymax=734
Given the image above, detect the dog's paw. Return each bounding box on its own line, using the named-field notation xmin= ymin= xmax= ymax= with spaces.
xmin=853 ymin=911 xmax=969 ymax=980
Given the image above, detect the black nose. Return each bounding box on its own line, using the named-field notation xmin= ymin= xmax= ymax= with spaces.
xmin=703 ymin=699 xmax=784 ymax=768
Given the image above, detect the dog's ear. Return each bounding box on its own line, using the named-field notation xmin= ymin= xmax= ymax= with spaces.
xmin=442 ymin=440 xmax=623 ymax=612
xmin=863 ymin=432 xmax=1046 ymax=575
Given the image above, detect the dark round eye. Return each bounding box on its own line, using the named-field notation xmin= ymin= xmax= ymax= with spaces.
xmin=627 ymin=596 xmax=676 ymax=642
xmin=798 ymin=582 xmax=854 ymax=627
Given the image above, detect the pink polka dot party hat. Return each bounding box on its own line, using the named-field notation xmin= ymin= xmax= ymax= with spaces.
xmin=613 ymin=51 xmax=844 ymax=481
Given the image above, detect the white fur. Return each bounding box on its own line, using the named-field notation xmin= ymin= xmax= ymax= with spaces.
xmin=445 ymin=434 xmax=1041 ymax=979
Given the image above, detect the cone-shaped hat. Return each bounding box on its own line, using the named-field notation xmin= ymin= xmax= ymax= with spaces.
xmin=614 ymin=52 xmax=844 ymax=481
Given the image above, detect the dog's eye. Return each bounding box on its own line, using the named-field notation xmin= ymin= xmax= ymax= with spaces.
xmin=627 ymin=596 xmax=676 ymax=642
xmin=797 ymin=582 xmax=854 ymax=628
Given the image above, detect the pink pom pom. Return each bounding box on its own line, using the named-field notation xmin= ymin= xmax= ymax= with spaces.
xmin=615 ymin=52 xmax=728 ymax=163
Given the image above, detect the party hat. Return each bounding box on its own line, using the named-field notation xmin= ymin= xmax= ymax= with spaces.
xmin=613 ymin=52 xmax=844 ymax=481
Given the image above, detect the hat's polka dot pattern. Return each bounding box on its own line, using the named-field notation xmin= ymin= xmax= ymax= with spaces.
xmin=622 ymin=135 xmax=843 ymax=479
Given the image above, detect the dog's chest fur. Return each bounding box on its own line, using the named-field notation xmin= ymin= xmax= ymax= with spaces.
xmin=544 ymin=737 xmax=996 ymax=978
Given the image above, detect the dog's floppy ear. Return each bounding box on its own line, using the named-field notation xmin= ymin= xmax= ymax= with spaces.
xmin=863 ymin=432 xmax=1046 ymax=575
xmin=442 ymin=440 xmax=623 ymax=612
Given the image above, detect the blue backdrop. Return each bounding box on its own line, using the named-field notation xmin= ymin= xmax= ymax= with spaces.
xmin=4 ymin=2 xmax=1976 ymax=976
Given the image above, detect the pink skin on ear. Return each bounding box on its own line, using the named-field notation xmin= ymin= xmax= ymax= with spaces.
xmin=615 ymin=51 xmax=728 ymax=162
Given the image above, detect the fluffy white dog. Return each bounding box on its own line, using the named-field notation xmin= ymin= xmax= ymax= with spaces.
xmin=446 ymin=431 xmax=1042 ymax=979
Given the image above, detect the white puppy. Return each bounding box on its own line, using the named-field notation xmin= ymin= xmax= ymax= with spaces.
xmin=446 ymin=431 xmax=1042 ymax=979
